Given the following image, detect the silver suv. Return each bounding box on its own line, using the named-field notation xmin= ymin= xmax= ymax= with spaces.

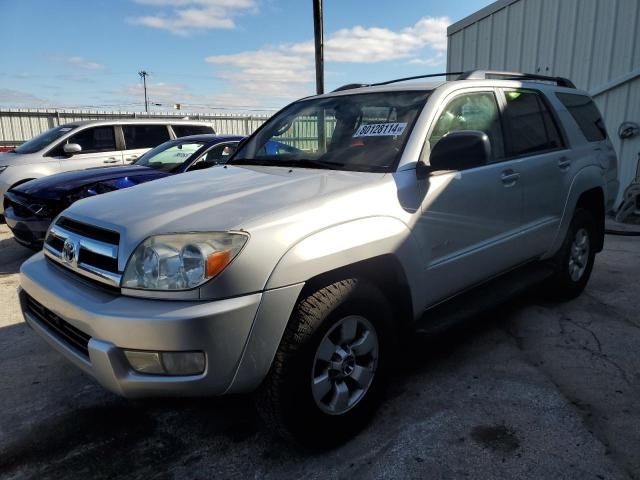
xmin=19 ymin=71 xmax=618 ymax=444
xmin=0 ymin=119 xmax=215 ymax=215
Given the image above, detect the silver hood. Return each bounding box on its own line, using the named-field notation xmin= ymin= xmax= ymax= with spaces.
xmin=64 ymin=164 xmax=389 ymax=260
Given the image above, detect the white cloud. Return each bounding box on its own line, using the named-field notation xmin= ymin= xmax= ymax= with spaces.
xmin=206 ymin=16 xmax=450 ymax=103
xmin=49 ymin=56 xmax=105 ymax=70
xmin=122 ymin=81 xmax=189 ymax=101
xmin=0 ymin=88 xmax=48 ymax=107
xmin=408 ymin=52 xmax=446 ymax=67
xmin=289 ymin=17 xmax=449 ymax=63
xmin=117 ymin=80 xmax=278 ymax=111
xmin=129 ymin=0 xmax=257 ymax=35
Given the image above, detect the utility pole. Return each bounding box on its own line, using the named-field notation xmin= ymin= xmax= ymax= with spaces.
xmin=312 ymin=0 xmax=324 ymax=95
xmin=138 ymin=70 xmax=149 ymax=113
xmin=313 ymin=0 xmax=326 ymax=153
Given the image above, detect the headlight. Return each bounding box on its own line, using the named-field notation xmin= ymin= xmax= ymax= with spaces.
xmin=0 ymin=166 xmax=7 ymax=175
xmin=122 ymin=232 xmax=248 ymax=290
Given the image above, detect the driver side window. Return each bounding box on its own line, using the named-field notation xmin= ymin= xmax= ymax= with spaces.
xmin=188 ymin=143 xmax=238 ymax=170
xmin=52 ymin=126 xmax=116 ymax=156
xmin=429 ymin=92 xmax=505 ymax=161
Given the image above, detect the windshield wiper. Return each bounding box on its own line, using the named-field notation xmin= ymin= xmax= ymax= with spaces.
xmin=228 ymin=158 xmax=345 ymax=169
xmin=227 ymin=158 xmax=275 ymax=166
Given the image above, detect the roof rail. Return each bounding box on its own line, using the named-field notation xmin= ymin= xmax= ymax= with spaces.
xmin=331 ymin=72 xmax=464 ymax=92
xmin=458 ymin=70 xmax=576 ymax=88
xmin=330 ymin=70 xmax=576 ymax=93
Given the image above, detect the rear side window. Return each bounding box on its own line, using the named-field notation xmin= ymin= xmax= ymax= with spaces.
xmin=68 ymin=126 xmax=116 ymax=154
xmin=123 ymin=125 xmax=170 ymax=149
xmin=556 ymin=93 xmax=607 ymax=142
xmin=172 ymin=125 xmax=215 ymax=137
xmin=503 ymin=90 xmax=563 ymax=156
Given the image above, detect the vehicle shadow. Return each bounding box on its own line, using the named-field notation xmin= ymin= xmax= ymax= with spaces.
xmin=0 ymin=236 xmax=33 ymax=275
xmin=399 ymin=290 xmax=541 ymax=374
xmin=0 ymin=319 xmax=273 ymax=479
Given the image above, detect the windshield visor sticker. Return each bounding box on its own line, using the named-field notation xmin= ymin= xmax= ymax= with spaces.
xmin=353 ymin=122 xmax=407 ymax=137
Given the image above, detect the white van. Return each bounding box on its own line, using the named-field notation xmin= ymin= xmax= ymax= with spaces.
xmin=0 ymin=119 xmax=215 ymax=215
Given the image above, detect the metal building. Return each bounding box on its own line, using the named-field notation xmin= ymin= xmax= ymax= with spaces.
xmin=447 ymin=0 xmax=640 ymax=206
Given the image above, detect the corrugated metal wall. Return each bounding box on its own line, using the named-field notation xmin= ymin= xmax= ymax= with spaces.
xmin=447 ymin=0 xmax=640 ymax=203
xmin=0 ymin=109 xmax=272 ymax=146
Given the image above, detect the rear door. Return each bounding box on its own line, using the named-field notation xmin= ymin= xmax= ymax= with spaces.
xmin=54 ymin=126 xmax=122 ymax=172
xmin=500 ymin=88 xmax=569 ymax=256
xmin=121 ymin=124 xmax=171 ymax=164
xmin=419 ymin=89 xmax=524 ymax=304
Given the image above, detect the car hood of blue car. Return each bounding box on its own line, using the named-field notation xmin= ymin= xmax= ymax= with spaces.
xmin=12 ymin=166 xmax=171 ymax=200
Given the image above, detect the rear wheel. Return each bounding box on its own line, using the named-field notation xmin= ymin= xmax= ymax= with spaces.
xmin=255 ymin=278 xmax=396 ymax=446
xmin=549 ymin=208 xmax=597 ymax=299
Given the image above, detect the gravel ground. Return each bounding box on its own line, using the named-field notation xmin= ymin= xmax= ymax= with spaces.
xmin=0 ymin=221 xmax=639 ymax=480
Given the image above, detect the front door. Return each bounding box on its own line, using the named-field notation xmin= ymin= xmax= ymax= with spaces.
xmin=418 ymin=89 xmax=524 ymax=306
xmin=57 ymin=126 xmax=123 ymax=172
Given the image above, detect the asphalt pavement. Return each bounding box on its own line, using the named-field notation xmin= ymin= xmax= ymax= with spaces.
xmin=1 ymin=221 xmax=639 ymax=480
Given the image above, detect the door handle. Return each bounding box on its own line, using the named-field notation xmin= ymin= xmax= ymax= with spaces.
xmin=500 ymin=170 xmax=520 ymax=186
xmin=103 ymin=158 xmax=119 ymax=164
xmin=126 ymin=155 xmax=138 ymax=161
xmin=558 ymin=157 xmax=571 ymax=170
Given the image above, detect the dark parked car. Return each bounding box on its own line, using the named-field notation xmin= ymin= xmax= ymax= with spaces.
xmin=4 ymin=134 xmax=243 ymax=249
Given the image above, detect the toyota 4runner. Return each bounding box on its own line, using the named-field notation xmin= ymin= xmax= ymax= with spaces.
xmin=19 ymin=71 xmax=619 ymax=445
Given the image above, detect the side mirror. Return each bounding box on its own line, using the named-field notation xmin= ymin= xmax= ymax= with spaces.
xmin=429 ymin=130 xmax=491 ymax=172
xmin=63 ymin=143 xmax=82 ymax=156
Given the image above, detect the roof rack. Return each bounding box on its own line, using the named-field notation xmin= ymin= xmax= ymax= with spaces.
xmin=332 ymin=72 xmax=463 ymax=92
xmin=458 ymin=70 xmax=576 ymax=88
xmin=331 ymin=70 xmax=576 ymax=92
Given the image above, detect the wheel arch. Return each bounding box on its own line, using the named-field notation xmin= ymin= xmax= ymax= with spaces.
xmin=264 ymin=216 xmax=423 ymax=323
xmin=548 ymin=166 xmax=607 ymax=257
xmin=299 ymin=254 xmax=415 ymax=337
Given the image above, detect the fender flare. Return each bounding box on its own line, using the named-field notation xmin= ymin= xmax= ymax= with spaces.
xmin=264 ymin=216 xmax=423 ymax=307
xmin=546 ymin=165 xmax=606 ymax=258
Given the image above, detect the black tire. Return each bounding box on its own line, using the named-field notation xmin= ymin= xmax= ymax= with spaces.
xmin=255 ymin=278 xmax=396 ymax=447
xmin=548 ymin=208 xmax=597 ymax=300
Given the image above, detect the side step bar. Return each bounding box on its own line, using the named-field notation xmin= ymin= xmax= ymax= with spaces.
xmin=415 ymin=262 xmax=554 ymax=335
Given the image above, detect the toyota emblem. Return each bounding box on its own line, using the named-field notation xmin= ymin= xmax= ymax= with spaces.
xmin=62 ymin=239 xmax=77 ymax=266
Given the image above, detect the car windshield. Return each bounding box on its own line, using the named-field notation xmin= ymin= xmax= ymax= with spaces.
xmin=134 ymin=140 xmax=208 ymax=172
xmin=229 ymin=91 xmax=430 ymax=173
xmin=14 ymin=125 xmax=78 ymax=154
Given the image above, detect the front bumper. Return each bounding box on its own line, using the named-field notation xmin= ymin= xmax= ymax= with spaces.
xmin=20 ymin=253 xmax=303 ymax=398
xmin=3 ymin=204 xmax=51 ymax=248
xmin=0 ymin=178 xmax=8 ymax=215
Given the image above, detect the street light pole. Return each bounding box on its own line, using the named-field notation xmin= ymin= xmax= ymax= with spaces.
xmin=138 ymin=70 xmax=149 ymax=113
xmin=312 ymin=0 xmax=324 ymax=95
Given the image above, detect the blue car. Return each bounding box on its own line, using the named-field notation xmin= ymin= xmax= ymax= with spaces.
xmin=4 ymin=134 xmax=244 ymax=249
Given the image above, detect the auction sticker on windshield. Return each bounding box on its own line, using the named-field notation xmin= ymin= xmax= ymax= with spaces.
xmin=353 ymin=122 xmax=407 ymax=137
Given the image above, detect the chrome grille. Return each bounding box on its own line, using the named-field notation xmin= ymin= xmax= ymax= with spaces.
xmin=44 ymin=217 xmax=121 ymax=288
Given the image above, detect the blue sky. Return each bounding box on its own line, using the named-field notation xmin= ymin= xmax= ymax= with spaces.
xmin=0 ymin=0 xmax=492 ymax=112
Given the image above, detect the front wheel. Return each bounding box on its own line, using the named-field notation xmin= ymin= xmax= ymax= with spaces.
xmin=255 ymin=279 xmax=396 ymax=446
xmin=548 ymin=208 xmax=597 ymax=299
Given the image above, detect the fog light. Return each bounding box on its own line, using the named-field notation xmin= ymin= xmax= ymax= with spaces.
xmin=124 ymin=350 xmax=164 ymax=374
xmin=124 ymin=350 xmax=205 ymax=376
xmin=161 ymin=352 xmax=206 ymax=375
